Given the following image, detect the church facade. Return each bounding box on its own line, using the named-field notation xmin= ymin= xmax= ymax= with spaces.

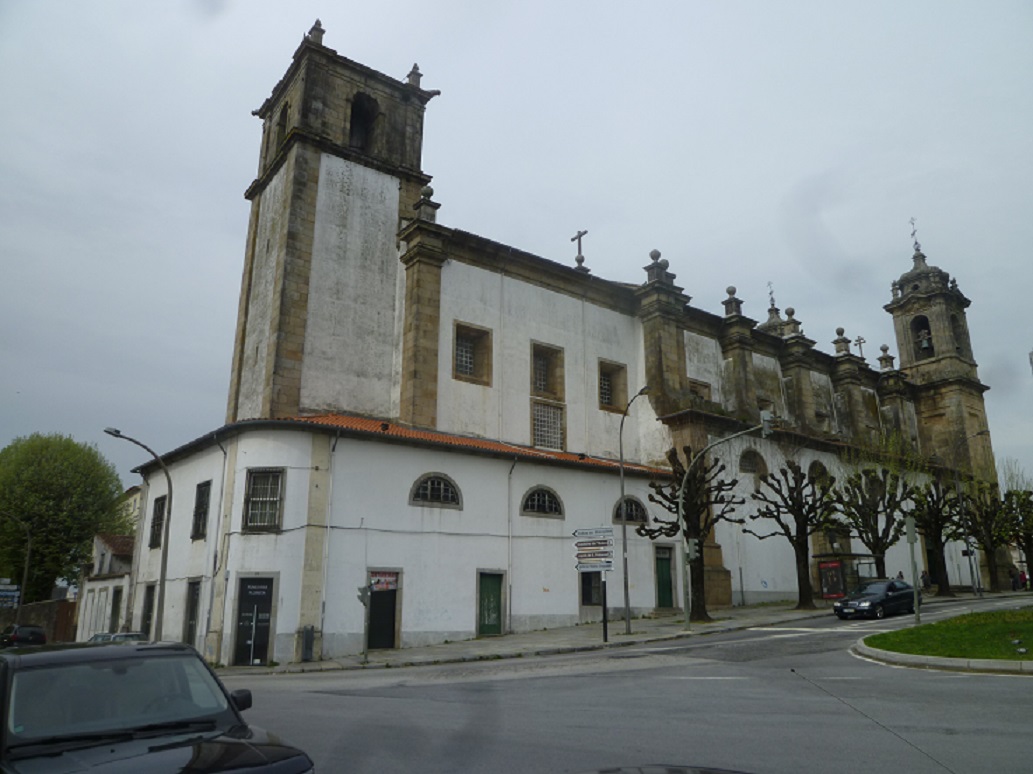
xmin=125 ymin=23 xmax=995 ymax=666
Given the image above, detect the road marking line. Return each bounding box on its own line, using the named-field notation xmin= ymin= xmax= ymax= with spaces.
xmin=670 ymin=676 xmax=747 ymax=680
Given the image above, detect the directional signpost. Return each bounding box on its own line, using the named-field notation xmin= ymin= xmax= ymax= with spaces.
xmin=573 ymin=527 xmax=614 ymax=642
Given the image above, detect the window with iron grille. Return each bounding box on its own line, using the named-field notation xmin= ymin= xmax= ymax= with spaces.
xmin=522 ymin=487 xmax=563 ymax=517
xmin=148 ymin=495 xmax=166 ymax=549
xmin=410 ymin=474 xmax=462 ymax=509
xmin=598 ymin=360 xmax=627 ymax=411
xmin=613 ymin=497 xmax=648 ymax=524
xmin=532 ymin=401 xmax=564 ymax=449
xmin=191 ymin=481 xmax=212 ymax=540
xmin=453 ymin=323 xmax=492 ymax=385
xmin=244 ymin=469 xmax=284 ymax=532
xmin=530 ymin=343 xmax=564 ymax=400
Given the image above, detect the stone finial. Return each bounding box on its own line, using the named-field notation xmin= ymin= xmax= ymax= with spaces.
xmin=307 ymin=19 xmax=325 ymax=45
xmin=413 ymin=185 xmax=440 ymax=222
xmin=878 ymin=344 xmax=896 ymax=371
xmin=571 ymin=229 xmax=590 ymax=273
xmin=722 ymin=286 xmax=743 ymax=317
xmin=833 ymin=327 xmax=852 ymax=355
xmin=783 ymin=307 xmax=803 ymax=336
xmin=643 ymin=249 xmax=675 ymax=285
xmin=407 ymin=63 xmax=423 ymax=87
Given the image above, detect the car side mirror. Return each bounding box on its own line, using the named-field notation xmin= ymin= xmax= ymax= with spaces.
xmin=230 ymin=689 xmax=253 ymax=712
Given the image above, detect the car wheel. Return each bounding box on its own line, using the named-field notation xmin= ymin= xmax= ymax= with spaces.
xmin=874 ymin=605 xmax=885 ymax=619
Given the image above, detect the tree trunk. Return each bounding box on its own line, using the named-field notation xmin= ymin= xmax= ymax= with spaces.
xmin=793 ymin=540 xmax=816 ymax=609
xmin=689 ymin=555 xmax=712 ymax=622
xmin=985 ymin=548 xmax=1001 ymax=593
xmin=931 ymin=543 xmax=954 ymax=597
xmin=874 ymin=554 xmax=887 ymax=579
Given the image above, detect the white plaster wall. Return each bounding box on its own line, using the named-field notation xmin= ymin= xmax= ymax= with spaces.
xmin=684 ymin=330 xmax=725 ymax=404
xmin=435 ymin=261 xmax=665 ymax=466
xmin=751 ymin=352 xmax=787 ymax=417
xmin=235 ymin=166 xmax=288 ymax=420
xmin=300 ymin=155 xmax=401 ymax=416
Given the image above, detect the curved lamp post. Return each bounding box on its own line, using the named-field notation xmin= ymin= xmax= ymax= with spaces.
xmin=105 ymin=427 xmax=172 ymax=640
xmin=618 ymin=386 xmax=650 ymax=635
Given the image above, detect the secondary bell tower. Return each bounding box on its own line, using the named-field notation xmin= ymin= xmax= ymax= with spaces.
xmin=226 ymin=21 xmax=438 ymax=423
xmin=884 ymin=228 xmax=993 ymax=475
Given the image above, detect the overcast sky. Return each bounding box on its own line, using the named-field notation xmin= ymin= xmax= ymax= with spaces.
xmin=1 ymin=1 xmax=1030 ymax=489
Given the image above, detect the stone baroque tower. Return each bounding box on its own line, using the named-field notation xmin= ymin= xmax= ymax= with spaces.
xmin=884 ymin=244 xmax=993 ymax=474
xmin=226 ymin=21 xmax=438 ymax=423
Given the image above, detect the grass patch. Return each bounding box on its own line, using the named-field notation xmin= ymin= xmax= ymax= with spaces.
xmin=866 ymin=608 xmax=1033 ymax=660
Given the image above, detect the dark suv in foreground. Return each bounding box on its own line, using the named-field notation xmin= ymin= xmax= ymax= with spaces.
xmin=0 ymin=625 xmax=45 ymax=648
xmin=0 ymin=642 xmax=313 ymax=773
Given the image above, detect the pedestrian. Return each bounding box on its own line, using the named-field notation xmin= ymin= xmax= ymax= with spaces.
xmin=1019 ymin=570 xmax=1027 ymax=591
xmin=1009 ymin=567 xmax=1019 ymax=591
xmin=920 ymin=570 xmax=931 ymax=591
xmin=896 ymin=571 xmax=904 ymax=580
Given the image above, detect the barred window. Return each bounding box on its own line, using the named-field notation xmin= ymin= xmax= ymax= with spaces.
xmin=148 ymin=495 xmax=166 ymax=549
xmin=191 ymin=480 xmax=211 ymax=540
xmin=613 ymin=497 xmax=648 ymax=524
xmin=599 ymin=371 xmax=613 ymax=406
xmin=244 ymin=469 xmax=284 ymax=531
xmin=455 ymin=336 xmax=475 ymax=376
xmin=410 ymin=474 xmax=462 ymax=509
xmin=598 ymin=361 xmax=627 ymax=411
xmin=453 ymin=323 xmax=492 ymax=385
xmin=530 ymin=342 xmax=564 ymax=400
xmin=532 ymin=401 xmax=564 ymax=450
xmin=522 ymin=487 xmax=563 ymax=517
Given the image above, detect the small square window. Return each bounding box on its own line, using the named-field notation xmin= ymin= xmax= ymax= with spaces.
xmin=530 ymin=343 xmax=564 ymax=401
xmin=453 ymin=323 xmax=492 ymax=385
xmin=598 ymin=361 xmax=627 ymax=411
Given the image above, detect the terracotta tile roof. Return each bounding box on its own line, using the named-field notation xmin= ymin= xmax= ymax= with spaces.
xmin=282 ymin=413 xmax=667 ymax=477
xmin=98 ymin=534 xmax=135 ymax=557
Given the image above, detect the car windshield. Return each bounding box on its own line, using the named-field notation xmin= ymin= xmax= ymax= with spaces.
xmin=856 ymin=581 xmax=888 ymax=594
xmin=6 ymin=653 xmax=233 ymax=747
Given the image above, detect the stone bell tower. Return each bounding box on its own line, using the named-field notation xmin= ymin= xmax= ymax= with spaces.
xmin=884 ymin=236 xmax=993 ymax=474
xmin=226 ymin=21 xmax=438 ymax=423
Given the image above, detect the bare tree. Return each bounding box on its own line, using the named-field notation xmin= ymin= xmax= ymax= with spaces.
xmin=835 ymin=467 xmax=915 ymax=578
xmin=965 ymin=481 xmax=1017 ymax=593
xmin=639 ymin=446 xmax=743 ymax=622
xmin=743 ymin=460 xmax=839 ymax=609
xmin=909 ymin=478 xmax=962 ymax=596
xmin=999 ymin=459 xmax=1033 ymax=580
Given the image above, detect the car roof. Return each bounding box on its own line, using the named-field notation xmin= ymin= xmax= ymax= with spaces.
xmin=0 ymin=642 xmax=196 ymax=669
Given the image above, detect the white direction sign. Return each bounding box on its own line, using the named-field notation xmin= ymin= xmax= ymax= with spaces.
xmin=573 ymin=527 xmax=614 ymax=572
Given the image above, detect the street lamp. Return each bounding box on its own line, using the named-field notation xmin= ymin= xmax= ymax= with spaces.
xmin=105 ymin=427 xmax=173 ymax=640
xmin=619 ymin=385 xmax=650 ymax=635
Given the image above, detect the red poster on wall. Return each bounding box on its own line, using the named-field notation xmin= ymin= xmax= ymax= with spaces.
xmin=370 ymin=571 xmax=398 ymax=591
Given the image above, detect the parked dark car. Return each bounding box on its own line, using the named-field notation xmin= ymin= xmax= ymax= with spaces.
xmin=0 ymin=625 xmax=45 ymax=648
xmin=833 ymin=578 xmax=921 ymax=619
xmin=0 ymin=642 xmax=313 ymax=773
xmin=86 ymin=631 xmax=148 ymax=643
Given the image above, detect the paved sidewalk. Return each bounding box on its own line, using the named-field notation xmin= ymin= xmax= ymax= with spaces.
xmin=217 ymin=590 xmax=1031 ymax=678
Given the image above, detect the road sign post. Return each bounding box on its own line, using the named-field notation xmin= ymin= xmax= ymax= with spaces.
xmin=573 ymin=527 xmax=615 ymax=643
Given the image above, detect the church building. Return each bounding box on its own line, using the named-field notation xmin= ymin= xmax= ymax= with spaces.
xmin=124 ymin=23 xmax=995 ymax=666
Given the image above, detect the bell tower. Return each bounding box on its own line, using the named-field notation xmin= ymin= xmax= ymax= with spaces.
xmin=226 ymin=21 xmax=438 ymax=423
xmin=884 ymin=236 xmax=992 ymax=474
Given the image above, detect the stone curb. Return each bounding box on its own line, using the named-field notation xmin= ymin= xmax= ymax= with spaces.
xmin=852 ymin=639 xmax=1033 ymax=675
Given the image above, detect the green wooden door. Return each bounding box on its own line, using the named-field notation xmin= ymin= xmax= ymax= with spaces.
xmin=655 ymin=548 xmax=674 ymax=608
xmin=478 ymin=573 xmax=503 ymax=636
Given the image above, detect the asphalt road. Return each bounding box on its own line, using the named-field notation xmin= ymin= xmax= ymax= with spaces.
xmin=224 ymin=597 xmax=1031 ymax=774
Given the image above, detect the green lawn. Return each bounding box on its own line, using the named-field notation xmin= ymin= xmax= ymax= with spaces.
xmin=866 ymin=608 xmax=1033 ymax=660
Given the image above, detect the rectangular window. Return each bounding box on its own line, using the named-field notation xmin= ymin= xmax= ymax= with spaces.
xmin=141 ymin=584 xmax=156 ymax=639
xmin=148 ymin=496 xmax=167 ymax=549
xmin=453 ymin=322 xmax=492 ymax=385
xmin=598 ymin=360 xmax=627 ymax=411
xmin=530 ymin=342 xmax=564 ymax=401
xmin=183 ymin=579 xmax=201 ymax=646
xmin=244 ymin=469 xmax=284 ymax=532
xmin=580 ymin=572 xmax=602 ymax=606
xmin=532 ymin=401 xmax=564 ymax=450
xmin=192 ymin=481 xmax=212 ymax=540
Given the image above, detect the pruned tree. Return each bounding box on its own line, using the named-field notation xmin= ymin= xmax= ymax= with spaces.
xmin=835 ymin=467 xmax=915 ymax=578
xmin=909 ymin=478 xmax=962 ymax=596
xmin=1004 ymin=489 xmax=1033 ymax=579
xmin=743 ymin=460 xmax=839 ymax=609
xmin=964 ymin=481 xmax=1017 ymax=593
xmin=639 ymin=446 xmax=743 ymax=622
xmin=0 ymin=433 xmax=128 ymax=605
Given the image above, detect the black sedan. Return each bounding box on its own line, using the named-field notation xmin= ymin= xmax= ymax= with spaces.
xmin=833 ymin=578 xmax=921 ymax=620
xmin=0 ymin=642 xmax=313 ymax=773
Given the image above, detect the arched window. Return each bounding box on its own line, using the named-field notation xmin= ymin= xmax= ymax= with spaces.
xmin=613 ymin=496 xmax=648 ymax=524
xmin=349 ymin=93 xmax=378 ymax=152
xmin=739 ymin=449 xmax=769 ymax=491
xmin=522 ymin=487 xmax=563 ymax=518
xmin=910 ymin=315 xmax=934 ymax=360
xmin=409 ymin=473 xmax=462 ymax=509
